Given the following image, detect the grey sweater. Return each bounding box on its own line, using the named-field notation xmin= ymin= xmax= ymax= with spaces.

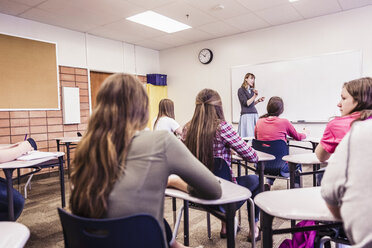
xmin=321 ymin=119 xmax=372 ymax=247
xmin=237 ymin=87 xmax=257 ymax=115
xmin=107 ymin=130 xmax=222 ymax=243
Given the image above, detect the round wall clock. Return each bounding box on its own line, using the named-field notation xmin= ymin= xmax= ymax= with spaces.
xmin=198 ymin=48 xmax=213 ymax=64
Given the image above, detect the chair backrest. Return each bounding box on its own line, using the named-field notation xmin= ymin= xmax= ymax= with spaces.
xmin=57 ymin=208 xmax=166 ymax=248
xmin=212 ymin=158 xmax=232 ymax=182
xmin=252 ymin=139 xmax=289 ymax=175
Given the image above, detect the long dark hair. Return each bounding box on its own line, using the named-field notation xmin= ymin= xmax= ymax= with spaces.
xmin=153 ymin=99 xmax=175 ymax=129
xmin=260 ymin=96 xmax=284 ymax=118
xmin=184 ymin=89 xmax=225 ymax=171
xmin=70 ymin=73 xmax=149 ymax=218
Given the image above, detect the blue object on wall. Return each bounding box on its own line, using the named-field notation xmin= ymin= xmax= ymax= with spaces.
xmin=147 ymin=74 xmax=167 ymax=86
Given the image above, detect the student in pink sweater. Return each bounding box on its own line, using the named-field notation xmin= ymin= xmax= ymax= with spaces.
xmin=316 ymin=77 xmax=372 ymax=162
xmin=254 ymin=96 xmax=307 ymax=187
xmin=255 ymin=96 xmax=307 ymax=142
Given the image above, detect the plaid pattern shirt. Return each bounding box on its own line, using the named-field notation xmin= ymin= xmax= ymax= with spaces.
xmin=214 ymin=121 xmax=258 ymax=183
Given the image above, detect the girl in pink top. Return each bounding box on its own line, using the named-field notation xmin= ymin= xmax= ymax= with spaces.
xmin=255 ymin=96 xmax=306 ymax=142
xmin=254 ymin=97 xmax=306 ymax=187
xmin=316 ymin=77 xmax=372 ymax=162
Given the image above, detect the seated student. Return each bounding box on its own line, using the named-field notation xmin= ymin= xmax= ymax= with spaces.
xmin=316 ymin=77 xmax=372 ymax=162
xmin=0 ymin=139 xmax=36 ymax=220
xmin=70 ymin=74 xmax=221 ymax=248
xmin=183 ymin=88 xmax=261 ymax=242
xmin=254 ymin=96 xmax=307 ymax=188
xmin=153 ymin=99 xmax=182 ymax=136
xmin=321 ymin=118 xmax=372 ymax=247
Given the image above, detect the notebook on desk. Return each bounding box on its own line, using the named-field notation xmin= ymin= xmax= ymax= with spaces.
xmin=17 ymin=151 xmax=58 ymax=161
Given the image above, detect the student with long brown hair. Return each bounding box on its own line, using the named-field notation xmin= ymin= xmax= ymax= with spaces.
xmin=70 ymin=74 xmax=221 ymax=248
xmin=183 ymin=88 xmax=261 ymax=242
xmin=153 ymin=98 xmax=182 ymax=136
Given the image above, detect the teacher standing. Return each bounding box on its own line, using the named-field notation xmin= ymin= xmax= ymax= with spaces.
xmin=238 ymin=73 xmax=265 ymax=137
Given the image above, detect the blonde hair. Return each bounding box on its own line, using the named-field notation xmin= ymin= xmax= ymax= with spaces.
xmin=70 ymin=73 xmax=149 ymax=218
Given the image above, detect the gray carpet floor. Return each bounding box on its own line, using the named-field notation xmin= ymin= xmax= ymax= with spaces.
xmin=15 ymin=166 xmax=317 ymax=248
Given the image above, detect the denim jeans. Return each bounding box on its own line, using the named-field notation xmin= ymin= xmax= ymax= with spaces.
xmin=0 ymin=178 xmax=25 ymax=220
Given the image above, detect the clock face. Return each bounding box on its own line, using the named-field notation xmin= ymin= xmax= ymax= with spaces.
xmin=198 ymin=48 xmax=213 ymax=64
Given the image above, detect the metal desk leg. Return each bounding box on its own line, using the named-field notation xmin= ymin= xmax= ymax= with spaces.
xmin=261 ymin=211 xmax=274 ymax=248
xmin=288 ymin=162 xmax=296 ymax=189
xmin=65 ymin=142 xmax=71 ymax=177
xmin=225 ymin=203 xmax=236 ymax=248
xmin=258 ymin=161 xmax=265 ymax=193
xmin=172 ymin=197 xmax=177 ymax=228
xmin=4 ymin=169 xmax=15 ymax=221
xmin=58 ymin=156 xmax=66 ymax=208
xmin=183 ymin=200 xmax=189 ymax=246
xmin=56 ymin=140 xmax=60 ymax=152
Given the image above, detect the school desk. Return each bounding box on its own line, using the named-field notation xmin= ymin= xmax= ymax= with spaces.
xmin=255 ymin=187 xmax=343 ymax=248
xmin=0 ymin=222 xmax=30 ymax=247
xmin=287 ymin=136 xmax=321 ymax=152
xmin=0 ymin=152 xmax=65 ymax=220
xmin=282 ymin=153 xmax=328 ymax=188
xmin=231 ymin=150 xmax=276 ymax=192
xmin=54 ymin=137 xmax=81 ymax=176
xmin=166 ymin=178 xmax=254 ymax=248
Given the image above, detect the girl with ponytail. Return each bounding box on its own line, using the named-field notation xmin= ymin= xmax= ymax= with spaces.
xmin=184 ymin=88 xmax=261 ymax=242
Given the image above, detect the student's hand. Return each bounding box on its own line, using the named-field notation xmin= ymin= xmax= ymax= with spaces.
xmin=253 ymin=89 xmax=258 ymax=95
xmin=167 ymin=174 xmax=188 ymax=193
xmin=258 ymin=97 xmax=265 ymax=102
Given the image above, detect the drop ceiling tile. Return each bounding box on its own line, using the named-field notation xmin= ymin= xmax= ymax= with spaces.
xmin=255 ymin=4 xmax=304 ymax=25
xmin=171 ymin=28 xmax=216 ymax=43
xmin=125 ymin=0 xmax=177 ymax=10
xmin=338 ymin=0 xmax=372 ymax=10
xmin=198 ymin=21 xmax=242 ymax=37
xmin=10 ymin=0 xmax=45 ymax=7
xmin=225 ymin=12 xmax=270 ymax=32
xmin=153 ymin=1 xmax=217 ymax=28
xmin=236 ymin=0 xmax=289 ymax=11
xmin=134 ymin=38 xmax=170 ymax=50
xmin=292 ymin=0 xmax=342 ymax=19
xmin=20 ymin=7 xmax=99 ymax=31
xmin=0 ymin=0 xmax=31 ymax=15
xmin=185 ymin=0 xmax=250 ymax=19
xmin=67 ymin=0 xmax=145 ymax=19
xmin=152 ymin=34 xmax=191 ymax=47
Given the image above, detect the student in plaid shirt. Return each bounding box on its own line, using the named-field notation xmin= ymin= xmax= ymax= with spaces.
xmin=183 ymin=88 xmax=261 ymax=242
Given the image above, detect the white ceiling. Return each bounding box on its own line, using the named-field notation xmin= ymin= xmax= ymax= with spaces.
xmin=1 ymin=0 xmax=372 ymax=50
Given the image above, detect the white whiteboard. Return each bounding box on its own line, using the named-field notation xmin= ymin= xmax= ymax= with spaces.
xmin=62 ymin=87 xmax=81 ymax=124
xmin=231 ymin=51 xmax=362 ymax=123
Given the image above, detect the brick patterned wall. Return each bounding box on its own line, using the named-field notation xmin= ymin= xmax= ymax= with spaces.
xmin=0 ymin=66 xmax=89 ymax=177
xmin=0 ymin=66 xmax=89 ymax=152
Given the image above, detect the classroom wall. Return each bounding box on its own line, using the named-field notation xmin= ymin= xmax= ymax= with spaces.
xmin=0 ymin=13 xmax=160 ymax=74
xmin=160 ymin=5 xmax=372 ymax=138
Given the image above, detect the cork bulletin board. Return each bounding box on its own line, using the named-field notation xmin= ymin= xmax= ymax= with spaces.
xmin=0 ymin=33 xmax=59 ymax=110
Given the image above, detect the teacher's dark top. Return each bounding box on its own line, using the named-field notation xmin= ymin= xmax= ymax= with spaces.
xmin=238 ymin=87 xmax=257 ymax=115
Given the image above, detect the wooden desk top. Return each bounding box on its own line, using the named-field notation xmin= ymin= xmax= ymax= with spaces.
xmin=166 ymin=178 xmax=251 ymax=205
xmin=255 ymin=187 xmax=340 ymax=222
xmin=282 ymin=153 xmax=327 ymax=165
xmin=287 ymin=136 xmax=320 ymax=144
